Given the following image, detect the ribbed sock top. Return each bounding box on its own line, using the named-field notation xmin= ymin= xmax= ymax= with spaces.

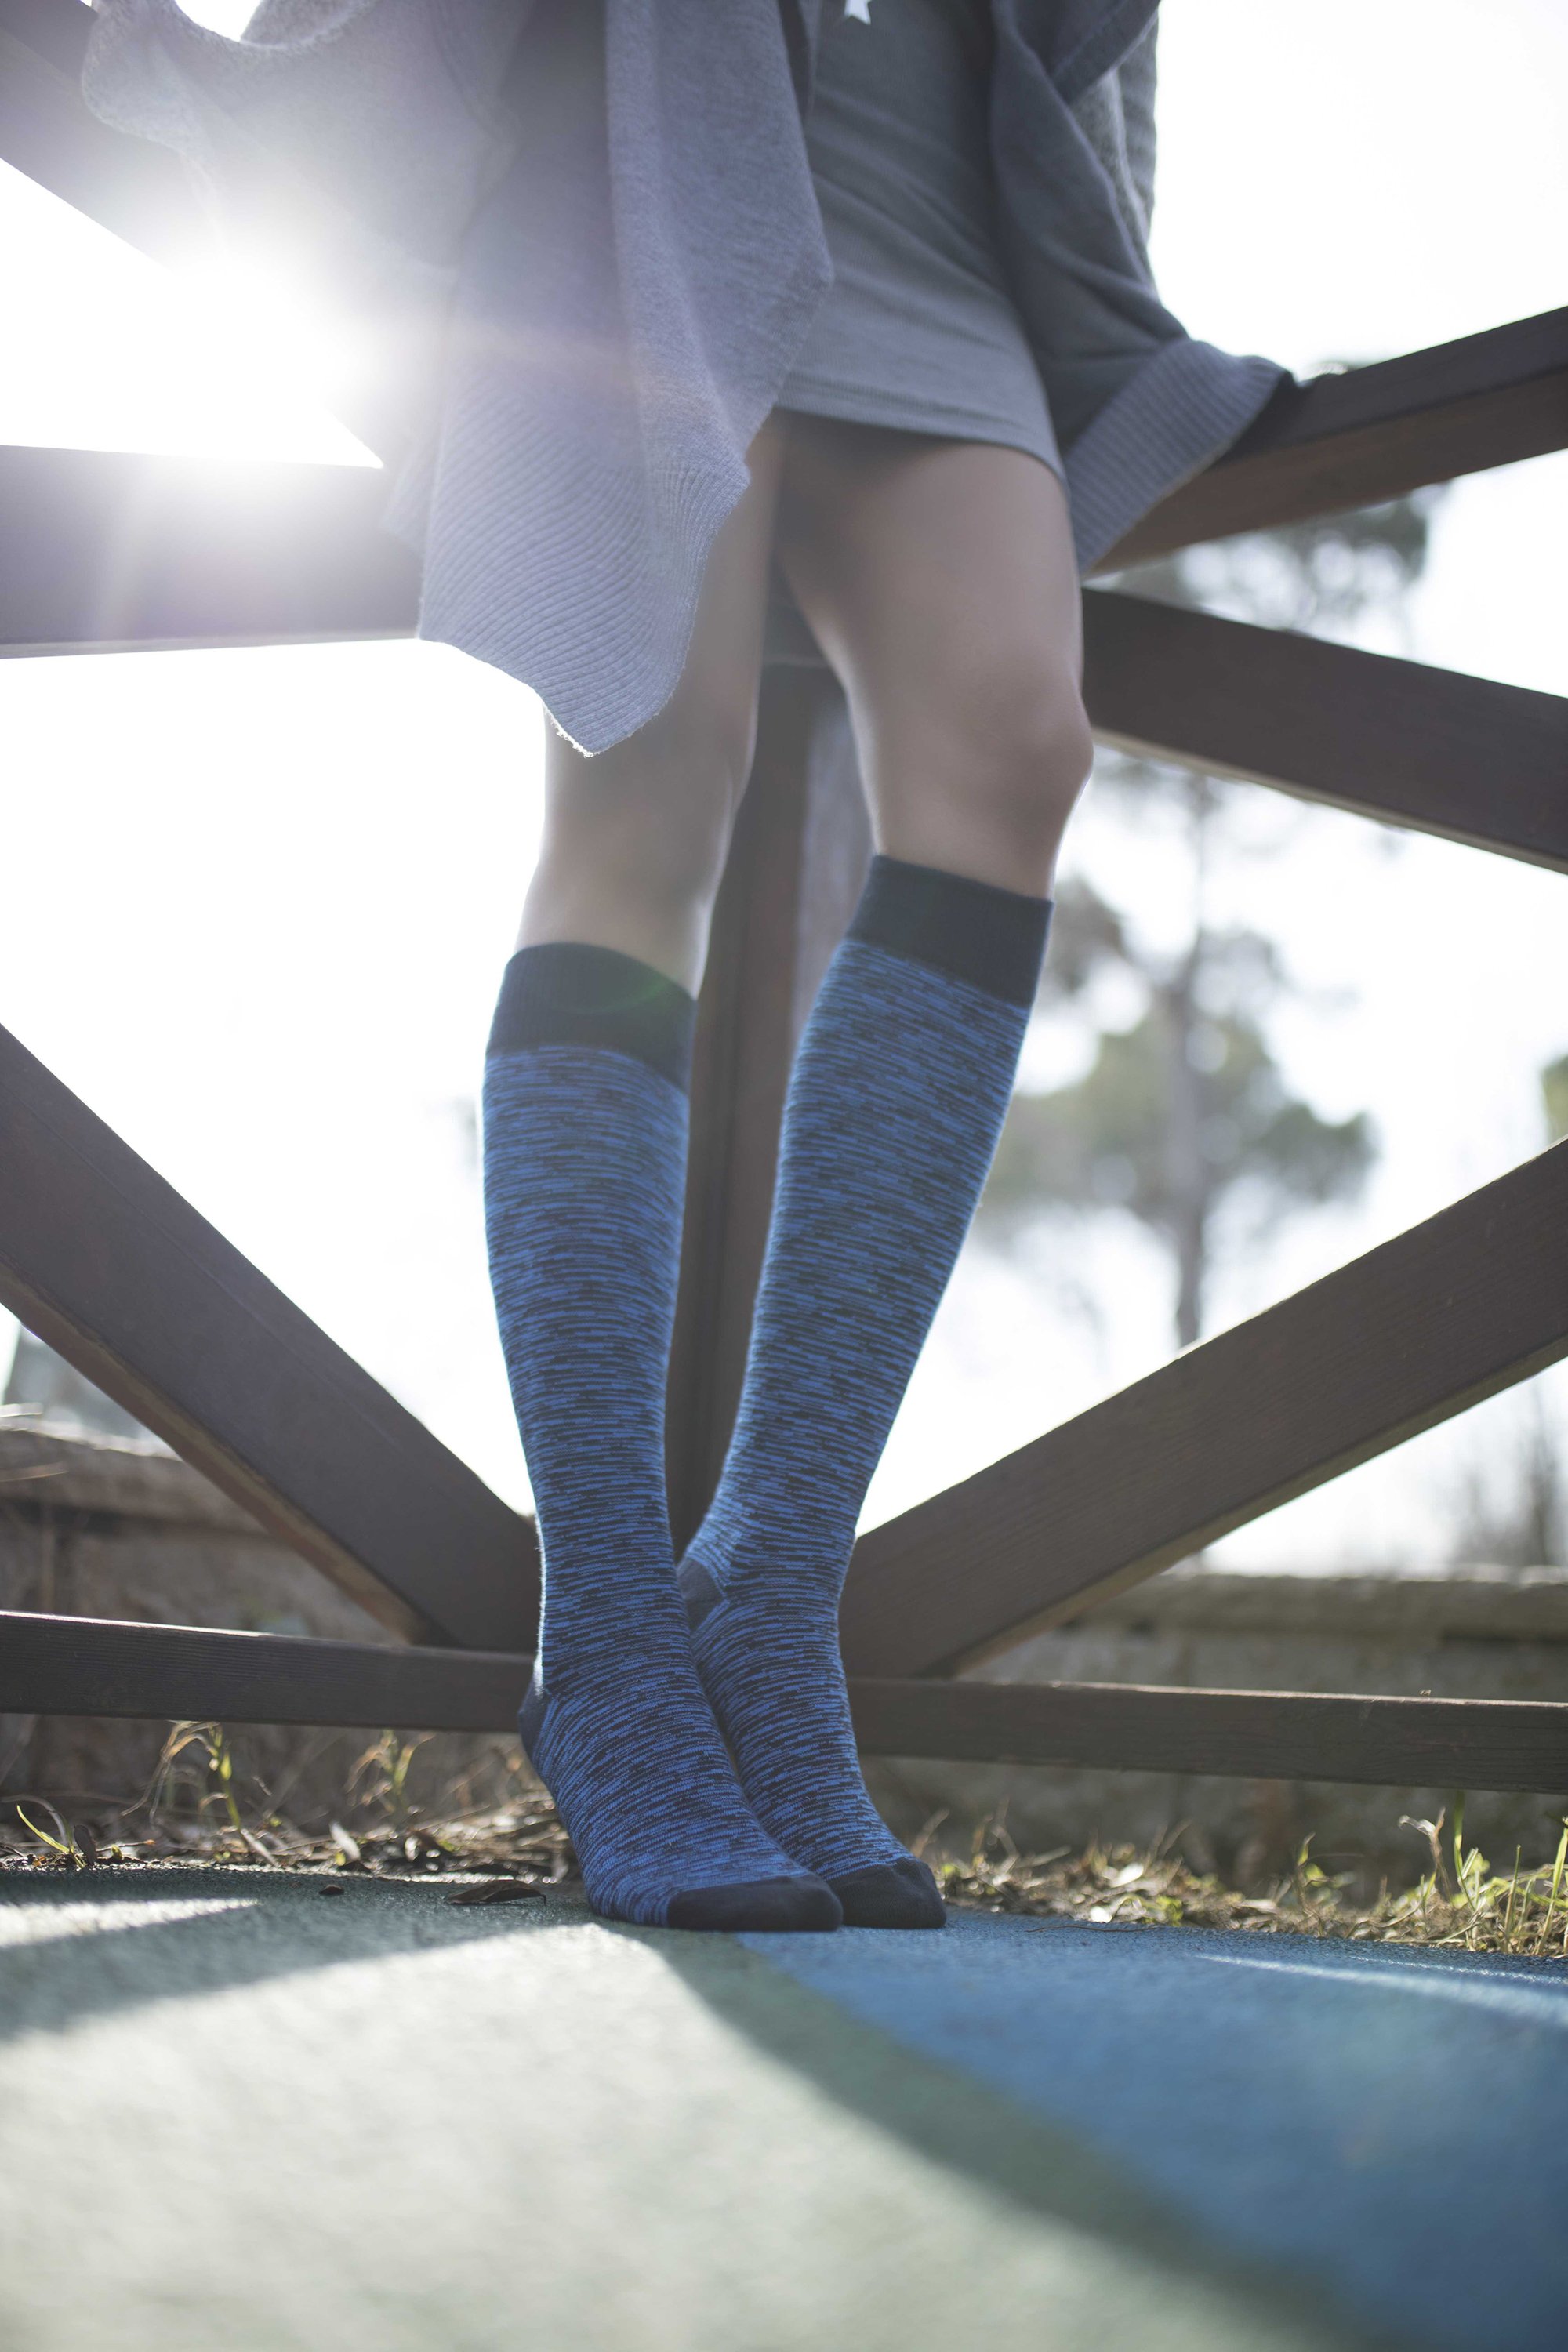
xmin=488 ymin=942 xmax=696 ymax=1090
xmin=847 ymin=855 xmax=1051 ymax=1008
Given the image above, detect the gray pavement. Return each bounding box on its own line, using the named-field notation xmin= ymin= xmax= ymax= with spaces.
xmin=1 ymin=1871 xmax=1563 ymax=2352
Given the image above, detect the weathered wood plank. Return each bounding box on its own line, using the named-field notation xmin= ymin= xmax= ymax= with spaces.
xmin=841 ymin=1144 xmax=1568 ymax=1678
xmin=848 ymin=1677 xmax=1568 ymax=1795
xmin=0 ymin=1023 xmax=539 ymax=1649
xmin=666 ymin=671 xmax=869 ymax=1548
xmin=1100 ymin=309 xmax=1568 ymax=567
xmin=1083 ymin=591 xmax=1568 ymax=873
xmin=0 ymin=1610 xmax=532 ymax=1732
xmin=7 ymin=1612 xmax=1565 ymax=1793
xmin=0 ymin=446 xmax=416 ymax=659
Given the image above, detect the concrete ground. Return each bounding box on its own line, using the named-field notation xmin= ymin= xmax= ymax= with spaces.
xmin=1 ymin=1872 xmax=1563 ymax=2352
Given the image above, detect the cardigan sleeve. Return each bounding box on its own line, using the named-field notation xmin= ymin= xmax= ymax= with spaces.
xmin=1066 ymin=20 xmax=1159 ymax=278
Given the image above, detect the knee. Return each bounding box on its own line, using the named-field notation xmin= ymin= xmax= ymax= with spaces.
xmin=947 ymin=666 xmax=1094 ymax=875
xmin=613 ymin=731 xmax=746 ymax=915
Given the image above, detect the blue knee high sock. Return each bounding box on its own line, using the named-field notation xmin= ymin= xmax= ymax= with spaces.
xmin=680 ymin=859 xmax=1051 ymax=1926
xmin=484 ymin=943 xmax=840 ymax=1932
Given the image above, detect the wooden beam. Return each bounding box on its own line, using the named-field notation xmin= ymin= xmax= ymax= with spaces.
xmin=6 ymin=1611 xmax=1564 ymax=1794
xmin=0 ymin=1022 xmax=539 ymax=1650
xmin=0 ymin=0 xmax=201 ymax=270
xmin=840 ymin=1143 xmax=1568 ymax=1679
xmin=1099 ymin=310 xmax=1568 ymax=568
xmin=1083 ymin=591 xmax=1568 ymax=873
xmin=0 ymin=445 xmax=416 ymax=658
xmin=0 ymin=1610 xmax=532 ymax=1733
xmin=848 ymin=1677 xmax=1568 ymax=1796
xmin=666 ymin=670 xmax=869 ymax=1548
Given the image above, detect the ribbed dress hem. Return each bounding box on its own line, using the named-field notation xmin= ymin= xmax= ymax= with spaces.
xmin=773 ymin=378 xmax=1065 ymax=482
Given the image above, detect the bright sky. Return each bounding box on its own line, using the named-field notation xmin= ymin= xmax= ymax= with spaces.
xmin=1 ymin=0 xmax=1565 ymax=1564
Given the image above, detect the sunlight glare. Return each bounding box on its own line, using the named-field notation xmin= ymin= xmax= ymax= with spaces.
xmin=0 ymin=162 xmax=376 ymax=466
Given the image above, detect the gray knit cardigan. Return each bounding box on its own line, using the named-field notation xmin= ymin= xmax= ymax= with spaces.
xmin=84 ymin=0 xmax=1285 ymax=752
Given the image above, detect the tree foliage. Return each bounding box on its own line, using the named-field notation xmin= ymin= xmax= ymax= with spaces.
xmin=982 ymin=880 xmax=1375 ymax=1345
xmin=975 ymin=486 xmax=1441 ymax=1347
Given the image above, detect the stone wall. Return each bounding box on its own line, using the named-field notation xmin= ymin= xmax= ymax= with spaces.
xmin=869 ymin=1566 xmax=1568 ymax=1889
xmin=0 ymin=1421 xmax=524 ymax=1831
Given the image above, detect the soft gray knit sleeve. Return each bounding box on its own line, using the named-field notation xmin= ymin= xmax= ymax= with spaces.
xmin=1068 ymin=18 xmax=1159 ymax=275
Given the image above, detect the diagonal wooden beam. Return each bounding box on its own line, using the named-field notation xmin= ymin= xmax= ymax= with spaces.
xmin=1099 ymin=307 xmax=1568 ymax=568
xmin=1083 ymin=590 xmax=1568 ymax=873
xmin=6 ymin=1611 xmax=1565 ymax=1793
xmin=0 ymin=1022 xmax=539 ymax=1650
xmin=840 ymin=1143 xmax=1568 ymax=1679
xmin=0 ymin=0 xmax=200 ymax=269
xmin=0 ymin=445 xmax=416 ymax=658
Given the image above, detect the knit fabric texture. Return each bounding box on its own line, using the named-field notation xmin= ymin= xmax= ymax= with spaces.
xmin=680 ymin=859 xmax=1051 ymax=1884
xmin=484 ymin=943 xmax=834 ymax=1929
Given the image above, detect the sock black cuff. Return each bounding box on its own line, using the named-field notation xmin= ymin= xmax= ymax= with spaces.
xmin=488 ymin=944 xmax=696 ymax=1090
xmin=847 ymin=856 xmax=1051 ymax=1008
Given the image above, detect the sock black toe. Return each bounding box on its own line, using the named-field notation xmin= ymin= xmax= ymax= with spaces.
xmin=828 ymin=1856 xmax=946 ymax=1929
xmin=666 ymin=1875 xmax=844 ymax=1933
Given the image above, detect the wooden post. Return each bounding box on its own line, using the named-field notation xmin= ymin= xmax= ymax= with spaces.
xmin=666 ymin=669 xmax=871 ymax=1552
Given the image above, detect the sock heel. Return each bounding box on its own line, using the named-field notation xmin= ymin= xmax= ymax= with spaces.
xmin=517 ymin=1671 xmax=549 ymax=1770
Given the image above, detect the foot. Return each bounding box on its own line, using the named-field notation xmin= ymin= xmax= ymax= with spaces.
xmin=520 ymin=1657 xmax=842 ymax=1931
xmin=680 ymin=1563 xmax=945 ymax=1929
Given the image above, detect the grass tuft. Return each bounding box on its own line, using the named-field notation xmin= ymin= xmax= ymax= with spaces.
xmin=927 ymin=1808 xmax=1568 ymax=1956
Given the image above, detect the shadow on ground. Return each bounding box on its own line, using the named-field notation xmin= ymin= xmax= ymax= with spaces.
xmin=2 ymin=1871 xmax=1563 ymax=2350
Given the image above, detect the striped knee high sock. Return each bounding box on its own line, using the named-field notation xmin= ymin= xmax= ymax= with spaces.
xmin=680 ymin=858 xmax=1051 ymax=1927
xmin=484 ymin=942 xmax=840 ymax=1932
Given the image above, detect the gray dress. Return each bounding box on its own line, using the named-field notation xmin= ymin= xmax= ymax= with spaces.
xmin=780 ymin=0 xmax=1062 ymax=480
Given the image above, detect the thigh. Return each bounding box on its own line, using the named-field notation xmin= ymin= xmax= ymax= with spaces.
xmin=542 ymin=420 xmax=789 ymax=815
xmin=774 ymin=418 xmax=1088 ymax=888
xmin=523 ymin=423 xmax=788 ymax=985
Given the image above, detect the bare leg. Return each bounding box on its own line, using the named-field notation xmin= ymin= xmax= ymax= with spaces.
xmin=485 ymin=423 xmax=851 ymax=1931
xmin=518 ymin=424 xmax=788 ymax=991
xmin=776 ymin=419 xmax=1091 ymax=889
xmin=677 ymin=423 xmax=1091 ymax=1923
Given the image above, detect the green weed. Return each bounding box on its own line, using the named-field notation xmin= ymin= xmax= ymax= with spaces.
xmin=931 ymin=1805 xmax=1568 ymax=1954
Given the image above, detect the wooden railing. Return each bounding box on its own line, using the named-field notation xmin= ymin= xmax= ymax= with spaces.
xmin=2 ymin=0 xmax=1566 ymax=1799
